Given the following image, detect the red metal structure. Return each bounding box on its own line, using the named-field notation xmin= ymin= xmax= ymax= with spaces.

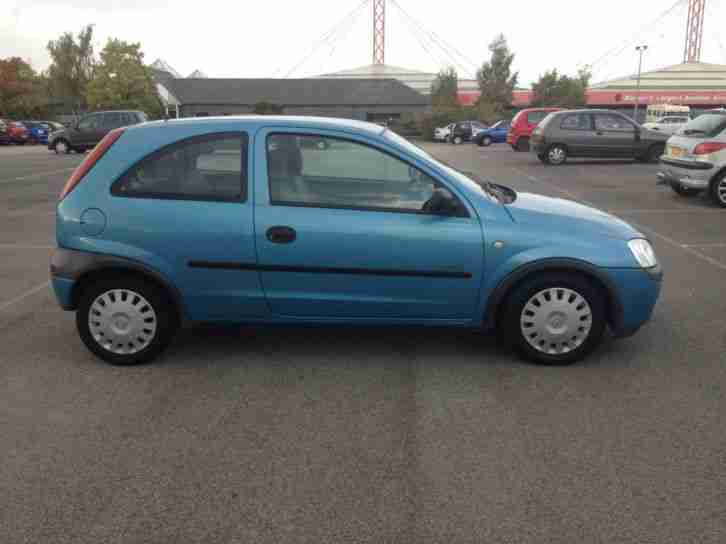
xmin=683 ymin=0 xmax=705 ymax=63
xmin=373 ymin=0 xmax=386 ymax=65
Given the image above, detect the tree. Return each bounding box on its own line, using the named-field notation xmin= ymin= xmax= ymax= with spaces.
xmin=531 ymin=68 xmax=590 ymax=108
xmin=0 ymin=57 xmax=48 ymax=118
xmin=476 ymin=34 xmax=518 ymax=117
xmin=47 ymin=25 xmax=95 ymax=112
xmin=253 ymin=101 xmax=284 ymax=115
xmin=431 ymin=66 xmax=459 ymax=109
xmin=86 ymin=39 xmax=162 ymax=117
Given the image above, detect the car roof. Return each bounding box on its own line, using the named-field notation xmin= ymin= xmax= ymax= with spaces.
xmin=128 ymin=115 xmax=387 ymax=136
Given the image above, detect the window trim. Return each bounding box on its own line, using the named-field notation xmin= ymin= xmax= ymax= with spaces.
xmin=559 ymin=113 xmax=593 ymax=131
xmin=265 ymin=132 xmax=470 ymax=218
xmin=110 ymin=131 xmax=249 ymax=203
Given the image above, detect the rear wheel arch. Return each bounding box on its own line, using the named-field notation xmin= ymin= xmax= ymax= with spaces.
xmin=484 ymin=259 xmax=622 ymax=332
xmin=71 ymin=265 xmax=184 ymax=326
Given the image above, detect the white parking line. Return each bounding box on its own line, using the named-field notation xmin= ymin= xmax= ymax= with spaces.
xmin=609 ymin=208 xmax=723 ymax=214
xmin=682 ymin=242 xmax=726 ymax=248
xmin=0 ymin=168 xmax=75 ymax=184
xmin=0 ymin=281 xmax=51 ymax=312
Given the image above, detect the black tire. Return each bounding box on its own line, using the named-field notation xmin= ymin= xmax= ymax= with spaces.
xmin=670 ymin=182 xmax=701 ymax=197
xmin=642 ymin=143 xmax=665 ymax=163
xmin=709 ymin=172 xmax=726 ymax=208
xmin=53 ymin=139 xmax=72 ymax=155
xmin=76 ymin=276 xmax=179 ymax=365
xmin=500 ymin=272 xmax=607 ymax=365
xmin=544 ymin=144 xmax=567 ymax=165
xmin=537 ymin=153 xmax=547 ymax=164
xmin=516 ymin=137 xmax=530 ymax=152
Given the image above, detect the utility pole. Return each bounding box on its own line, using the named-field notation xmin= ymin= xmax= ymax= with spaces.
xmin=634 ymin=45 xmax=648 ymax=123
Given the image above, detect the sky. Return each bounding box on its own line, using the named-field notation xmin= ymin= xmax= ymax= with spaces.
xmin=2 ymin=0 xmax=726 ymax=86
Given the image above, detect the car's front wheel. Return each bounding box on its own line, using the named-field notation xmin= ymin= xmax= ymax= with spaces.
xmin=501 ymin=272 xmax=606 ymax=365
xmin=480 ymin=136 xmax=492 ymax=147
xmin=77 ymin=276 xmax=179 ymax=365
xmin=452 ymin=136 xmax=463 ymax=145
xmin=53 ymin=139 xmax=71 ymax=154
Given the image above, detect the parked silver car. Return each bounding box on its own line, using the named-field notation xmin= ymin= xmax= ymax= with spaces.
xmin=657 ymin=110 xmax=726 ymax=206
xmin=642 ymin=115 xmax=690 ymax=135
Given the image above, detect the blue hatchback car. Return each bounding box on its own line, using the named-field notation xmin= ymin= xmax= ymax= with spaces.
xmin=51 ymin=116 xmax=662 ymax=366
xmin=473 ymin=120 xmax=510 ymax=147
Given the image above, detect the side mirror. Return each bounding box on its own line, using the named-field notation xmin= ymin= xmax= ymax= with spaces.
xmin=424 ymin=187 xmax=459 ymax=216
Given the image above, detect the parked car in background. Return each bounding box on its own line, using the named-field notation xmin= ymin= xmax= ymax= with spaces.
xmin=48 ymin=110 xmax=147 ymax=154
xmin=434 ymin=123 xmax=454 ymax=142
xmin=449 ymin=121 xmax=487 ymax=144
xmin=657 ymin=109 xmax=726 ymax=206
xmin=22 ymin=121 xmax=50 ymax=145
xmin=507 ymin=107 xmax=562 ymax=151
xmin=0 ymin=119 xmax=10 ymax=145
xmin=51 ymin=116 xmax=661 ymax=366
xmin=530 ymin=109 xmax=669 ymax=165
xmin=642 ymin=115 xmax=690 ymax=135
xmin=5 ymin=121 xmax=29 ymax=145
xmin=473 ymin=120 xmax=511 ymax=147
xmin=42 ymin=121 xmax=65 ymax=134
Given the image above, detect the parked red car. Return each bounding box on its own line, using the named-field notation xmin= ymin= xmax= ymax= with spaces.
xmin=507 ymin=107 xmax=563 ymax=152
xmin=5 ymin=121 xmax=29 ymax=145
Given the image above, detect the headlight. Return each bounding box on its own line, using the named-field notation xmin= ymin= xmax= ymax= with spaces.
xmin=628 ymin=239 xmax=658 ymax=268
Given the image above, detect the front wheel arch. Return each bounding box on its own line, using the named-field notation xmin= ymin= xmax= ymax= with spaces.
xmin=483 ymin=260 xmax=621 ymax=333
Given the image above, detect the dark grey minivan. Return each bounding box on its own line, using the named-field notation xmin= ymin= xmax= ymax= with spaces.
xmin=530 ymin=109 xmax=668 ymax=165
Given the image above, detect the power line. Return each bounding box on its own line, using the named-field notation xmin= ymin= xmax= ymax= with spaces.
xmin=588 ymin=0 xmax=688 ymax=72
xmin=276 ymin=0 xmax=370 ymax=78
xmin=389 ymin=0 xmax=478 ymax=78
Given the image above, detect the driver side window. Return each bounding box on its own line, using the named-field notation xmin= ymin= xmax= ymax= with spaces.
xmin=267 ymin=133 xmax=454 ymax=214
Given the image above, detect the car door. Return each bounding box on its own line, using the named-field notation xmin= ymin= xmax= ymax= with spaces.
xmin=74 ymin=114 xmax=102 ymax=148
xmin=253 ymin=129 xmax=484 ymax=321
xmin=592 ymin=113 xmax=639 ymax=157
xmin=557 ymin=112 xmax=597 ymax=156
xmin=106 ymin=131 xmax=266 ymax=322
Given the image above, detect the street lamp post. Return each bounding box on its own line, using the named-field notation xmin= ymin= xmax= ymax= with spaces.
xmin=634 ymin=45 xmax=648 ymax=123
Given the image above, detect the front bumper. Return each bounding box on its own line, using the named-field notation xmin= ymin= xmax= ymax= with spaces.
xmin=607 ymin=265 xmax=663 ymax=338
xmin=656 ymin=160 xmax=713 ymax=189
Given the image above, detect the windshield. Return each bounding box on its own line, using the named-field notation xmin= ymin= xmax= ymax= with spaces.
xmin=680 ymin=113 xmax=726 ymax=137
xmin=383 ymin=129 xmax=507 ymax=202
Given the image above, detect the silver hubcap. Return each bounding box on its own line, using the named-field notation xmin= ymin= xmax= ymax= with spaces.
xmin=89 ymin=289 xmax=157 ymax=355
xmin=520 ymin=287 xmax=592 ymax=355
xmin=548 ymin=147 xmax=565 ymax=164
xmin=56 ymin=141 xmax=67 ymax=153
xmin=484 ymin=138 xmax=491 ymax=145
xmin=717 ymin=179 xmax=726 ymax=203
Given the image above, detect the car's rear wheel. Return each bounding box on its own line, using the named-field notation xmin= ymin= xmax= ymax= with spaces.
xmin=481 ymin=136 xmax=492 ymax=147
xmin=77 ymin=276 xmax=178 ymax=365
xmin=54 ymin=139 xmax=71 ymax=154
xmin=516 ymin=137 xmax=530 ymax=152
xmin=545 ymin=144 xmax=568 ymax=165
xmin=501 ymin=272 xmax=606 ymax=365
xmin=453 ymin=136 xmax=463 ymax=145
xmin=709 ymin=172 xmax=726 ymax=208
xmin=670 ymin=182 xmax=701 ymax=197
xmin=643 ymin=143 xmax=665 ymax=163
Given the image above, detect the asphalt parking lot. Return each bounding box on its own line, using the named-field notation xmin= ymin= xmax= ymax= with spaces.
xmin=2 ymin=142 xmax=725 ymax=543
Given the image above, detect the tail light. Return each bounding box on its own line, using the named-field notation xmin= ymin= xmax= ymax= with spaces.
xmin=693 ymin=142 xmax=726 ymax=155
xmin=59 ymin=128 xmax=125 ymax=200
